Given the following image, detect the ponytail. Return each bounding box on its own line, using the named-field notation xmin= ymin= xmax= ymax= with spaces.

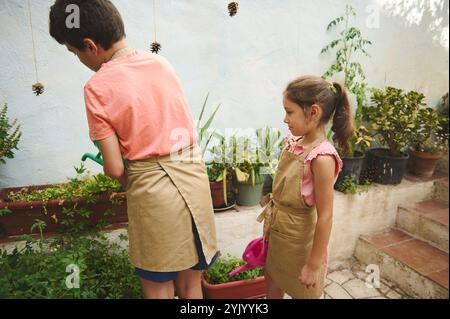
xmin=331 ymin=82 xmax=354 ymax=156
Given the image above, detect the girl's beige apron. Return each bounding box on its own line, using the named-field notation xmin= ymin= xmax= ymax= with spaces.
xmin=258 ymin=137 xmax=327 ymax=298
xmin=126 ymin=144 xmax=217 ymax=272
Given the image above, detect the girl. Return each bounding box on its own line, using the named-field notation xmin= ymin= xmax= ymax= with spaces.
xmin=49 ymin=0 xmax=218 ymax=299
xmin=258 ymin=75 xmax=353 ymax=299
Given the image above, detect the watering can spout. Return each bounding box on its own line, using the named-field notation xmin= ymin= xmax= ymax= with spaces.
xmin=81 ymin=152 xmax=104 ymax=166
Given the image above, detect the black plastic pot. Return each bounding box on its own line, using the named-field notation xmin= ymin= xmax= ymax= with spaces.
xmin=335 ymin=151 xmax=365 ymax=189
xmin=364 ymin=148 xmax=410 ymax=185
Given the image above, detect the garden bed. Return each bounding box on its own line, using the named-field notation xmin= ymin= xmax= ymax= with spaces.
xmin=0 ymin=183 xmax=127 ymax=239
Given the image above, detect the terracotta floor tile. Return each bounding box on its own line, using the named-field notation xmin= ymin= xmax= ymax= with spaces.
xmin=414 ymin=200 xmax=449 ymax=226
xmin=426 ymin=268 xmax=449 ymax=289
xmin=362 ymin=229 xmax=413 ymax=249
xmin=382 ymin=239 xmax=449 ymax=275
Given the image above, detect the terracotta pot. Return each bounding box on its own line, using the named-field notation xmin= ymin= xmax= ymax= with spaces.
xmin=408 ymin=149 xmax=446 ymax=177
xmin=209 ymin=182 xmax=226 ymax=208
xmin=0 ymin=184 xmax=127 ymax=238
xmin=201 ymin=274 xmax=267 ymax=299
xmin=209 ymin=181 xmax=235 ymax=209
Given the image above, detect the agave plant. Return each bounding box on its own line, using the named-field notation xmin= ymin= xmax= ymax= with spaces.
xmin=197 ymin=93 xmax=221 ymax=157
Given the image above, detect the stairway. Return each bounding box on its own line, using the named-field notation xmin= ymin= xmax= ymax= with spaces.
xmin=354 ymin=176 xmax=449 ymax=299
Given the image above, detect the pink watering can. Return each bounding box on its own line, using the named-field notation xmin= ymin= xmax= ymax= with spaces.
xmin=228 ymin=236 xmax=268 ymax=277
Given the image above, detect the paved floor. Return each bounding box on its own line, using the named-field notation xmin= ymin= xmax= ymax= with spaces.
xmin=283 ymin=258 xmax=411 ymax=299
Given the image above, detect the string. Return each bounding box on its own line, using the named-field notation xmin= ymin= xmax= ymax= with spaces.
xmin=153 ymin=0 xmax=157 ymax=41
xmin=27 ymin=0 xmax=39 ymax=82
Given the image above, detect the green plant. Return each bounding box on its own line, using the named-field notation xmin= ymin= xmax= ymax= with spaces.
xmin=437 ymin=92 xmax=449 ymax=136
xmin=197 ymin=93 xmax=221 ymax=157
xmin=207 ymin=134 xmax=237 ymax=205
xmin=4 ymin=164 xmax=122 ymax=237
xmin=411 ymin=107 xmax=449 ymax=154
xmin=321 ymin=5 xmax=373 ymax=156
xmin=255 ymin=127 xmax=283 ymax=176
xmin=0 ymin=208 xmax=12 ymax=216
xmin=203 ymin=254 xmax=264 ymax=285
xmin=364 ymin=87 xmax=426 ymax=157
xmin=0 ymin=234 xmax=141 ymax=298
xmin=336 ymin=176 xmax=370 ymax=194
xmin=31 ymin=219 xmax=47 ymax=242
xmin=0 ymin=103 xmax=21 ymax=164
xmin=6 ymin=164 xmax=122 ymax=203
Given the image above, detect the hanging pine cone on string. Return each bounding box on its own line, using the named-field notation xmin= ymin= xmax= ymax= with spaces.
xmin=228 ymin=2 xmax=239 ymax=17
xmin=32 ymin=82 xmax=45 ymax=96
xmin=150 ymin=41 xmax=161 ymax=54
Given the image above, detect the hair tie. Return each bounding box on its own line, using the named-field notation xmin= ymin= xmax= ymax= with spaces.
xmin=328 ymin=81 xmax=337 ymax=94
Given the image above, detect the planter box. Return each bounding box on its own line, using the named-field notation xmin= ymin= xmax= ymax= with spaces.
xmin=201 ymin=274 xmax=267 ymax=299
xmin=0 ymin=184 xmax=127 ymax=238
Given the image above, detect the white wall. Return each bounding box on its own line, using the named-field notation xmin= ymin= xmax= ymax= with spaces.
xmin=1 ymin=0 xmax=448 ymax=187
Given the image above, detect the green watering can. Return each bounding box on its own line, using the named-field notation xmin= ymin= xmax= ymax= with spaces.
xmin=81 ymin=141 xmax=104 ymax=166
xmin=81 ymin=141 xmax=128 ymax=167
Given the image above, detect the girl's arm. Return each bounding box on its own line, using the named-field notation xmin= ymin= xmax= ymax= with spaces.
xmin=307 ymin=155 xmax=336 ymax=270
xmin=98 ymin=134 xmax=127 ymax=188
xmin=299 ymin=155 xmax=335 ymax=288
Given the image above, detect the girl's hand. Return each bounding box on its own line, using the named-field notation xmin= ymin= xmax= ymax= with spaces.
xmin=299 ymin=264 xmax=319 ymax=289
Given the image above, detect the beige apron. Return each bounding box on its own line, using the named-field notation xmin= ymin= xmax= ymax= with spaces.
xmin=126 ymin=143 xmax=218 ymax=272
xmin=258 ymin=137 xmax=327 ymax=299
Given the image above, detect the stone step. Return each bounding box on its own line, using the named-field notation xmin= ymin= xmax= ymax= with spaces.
xmin=354 ymin=228 xmax=449 ymax=299
xmin=397 ymin=200 xmax=449 ymax=252
xmin=434 ymin=178 xmax=449 ymax=204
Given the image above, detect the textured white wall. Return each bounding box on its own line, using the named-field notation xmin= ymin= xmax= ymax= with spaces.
xmin=0 ymin=0 xmax=448 ymax=187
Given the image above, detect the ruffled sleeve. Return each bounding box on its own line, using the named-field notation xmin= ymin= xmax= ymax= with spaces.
xmin=304 ymin=141 xmax=343 ymax=177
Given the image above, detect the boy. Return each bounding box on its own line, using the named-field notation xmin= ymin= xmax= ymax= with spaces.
xmin=49 ymin=0 xmax=218 ymax=299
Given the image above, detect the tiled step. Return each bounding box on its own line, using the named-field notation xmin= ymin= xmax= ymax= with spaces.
xmin=354 ymin=228 xmax=449 ymax=299
xmin=434 ymin=178 xmax=449 ymax=204
xmin=397 ymin=200 xmax=449 ymax=252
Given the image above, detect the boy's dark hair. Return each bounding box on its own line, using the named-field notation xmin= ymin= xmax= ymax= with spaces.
xmin=49 ymin=0 xmax=125 ymax=51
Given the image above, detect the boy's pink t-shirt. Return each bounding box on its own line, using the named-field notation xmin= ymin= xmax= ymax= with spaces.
xmin=284 ymin=135 xmax=343 ymax=206
xmin=84 ymin=51 xmax=196 ymax=160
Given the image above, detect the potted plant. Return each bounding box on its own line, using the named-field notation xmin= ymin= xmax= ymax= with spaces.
xmin=201 ymin=254 xmax=266 ymax=299
xmin=408 ymin=106 xmax=449 ymax=177
xmin=0 ymin=163 xmax=127 ymax=238
xmin=254 ymin=127 xmax=283 ymax=197
xmin=362 ymin=87 xmax=425 ymax=184
xmin=320 ymin=4 xmax=373 ymax=189
xmin=207 ymin=134 xmax=237 ymax=210
xmin=234 ymin=136 xmax=266 ymax=206
xmin=0 ymin=103 xmax=21 ymax=166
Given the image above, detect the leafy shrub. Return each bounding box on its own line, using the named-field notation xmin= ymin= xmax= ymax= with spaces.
xmin=0 ymin=103 xmax=21 ymax=164
xmin=0 ymin=234 xmax=141 ymax=299
xmin=203 ymin=254 xmax=264 ymax=285
xmin=336 ymin=176 xmax=370 ymax=195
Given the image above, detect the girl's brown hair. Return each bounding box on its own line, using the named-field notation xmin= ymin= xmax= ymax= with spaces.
xmin=284 ymin=75 xmax=354 ymax=155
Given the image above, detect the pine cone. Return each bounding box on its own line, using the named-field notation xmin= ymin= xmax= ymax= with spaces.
xmin=150 ymin=41 xmax=161 ymax=54
xmin=32 ymin=82 xmax=44 ymax=96
xmin=228 ymin=2 xmax=239 ymax=17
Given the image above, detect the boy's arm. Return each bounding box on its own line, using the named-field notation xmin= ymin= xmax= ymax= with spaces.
xmin=98 ymin=135 xmax=127 ymax=189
